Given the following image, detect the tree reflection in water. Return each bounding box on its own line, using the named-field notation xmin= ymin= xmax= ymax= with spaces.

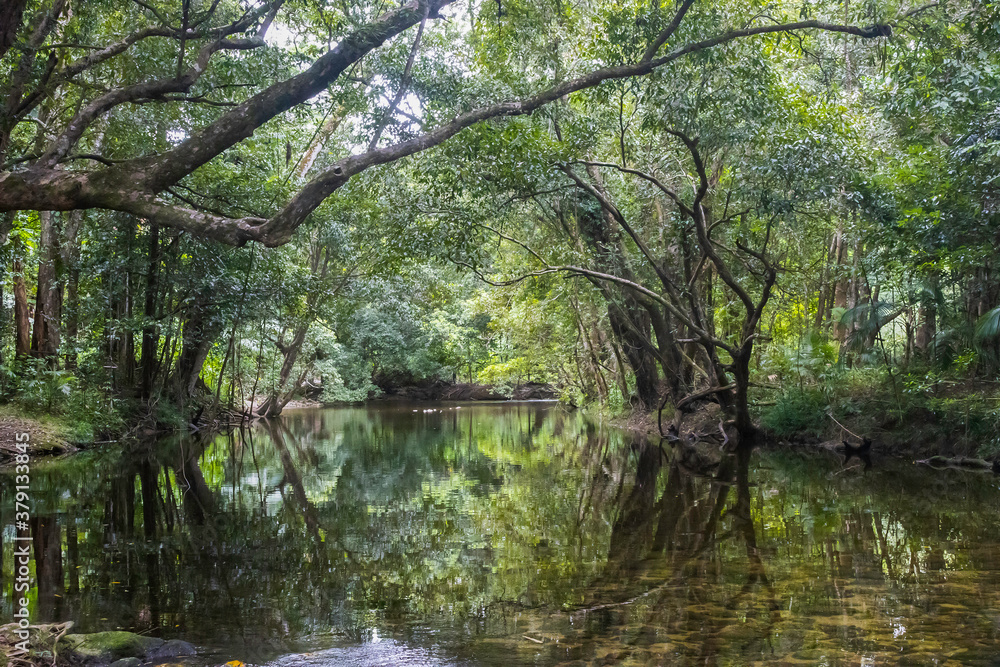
xmin=2 ymin=403 xmax=1000 ymax=665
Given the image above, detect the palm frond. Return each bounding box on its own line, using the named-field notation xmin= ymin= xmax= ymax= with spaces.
xmin=840 ymin=300 xmax=903 ymax=353
xmin=974 ymin=306 xmax=1000 ymax=343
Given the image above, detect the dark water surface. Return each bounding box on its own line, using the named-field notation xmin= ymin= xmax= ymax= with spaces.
xmin=4 ymin=402 xmax=1000 ymax=665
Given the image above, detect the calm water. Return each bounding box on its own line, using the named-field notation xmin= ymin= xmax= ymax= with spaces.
xmin=3 ymin=402 xmax=1000 ymax=665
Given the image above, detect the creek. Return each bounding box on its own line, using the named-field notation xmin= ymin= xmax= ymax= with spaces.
xmin=3 ymin=402 xmax=1000 ymax=665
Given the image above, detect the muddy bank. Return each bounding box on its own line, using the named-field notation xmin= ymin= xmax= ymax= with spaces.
xmin=376 ymin=380 xmax=556 ymax=401
xmin=0 ymin=416 xmax=76 ymax=464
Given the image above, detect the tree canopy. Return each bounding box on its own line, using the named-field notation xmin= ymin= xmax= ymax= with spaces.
xmin=1 ymin=0 xmax=896 ymax=244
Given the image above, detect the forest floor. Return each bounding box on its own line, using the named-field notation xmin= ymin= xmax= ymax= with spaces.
xmin=0 ymin=408 xmax=77 ymax=464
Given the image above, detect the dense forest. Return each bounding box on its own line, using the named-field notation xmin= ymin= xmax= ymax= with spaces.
xmin=1 ymin=0 xmax=998 ymax=453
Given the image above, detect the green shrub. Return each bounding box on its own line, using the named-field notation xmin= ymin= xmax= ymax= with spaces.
xmin=0 ymin=358 xmax=124 ymax=442
xmin=761 ymin=389 xmax=828 ymax=437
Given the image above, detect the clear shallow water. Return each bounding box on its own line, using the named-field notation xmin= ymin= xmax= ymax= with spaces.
xmin=3 ymin=402 xmax=1000 ymax=665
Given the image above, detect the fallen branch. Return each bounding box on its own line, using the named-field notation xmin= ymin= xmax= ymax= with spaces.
xmin=826 ymin=410 xmax=864 ymax=441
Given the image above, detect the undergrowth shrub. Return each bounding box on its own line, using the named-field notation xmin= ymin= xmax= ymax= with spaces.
xmin=761 ymin=389 xmax=828 ymax=437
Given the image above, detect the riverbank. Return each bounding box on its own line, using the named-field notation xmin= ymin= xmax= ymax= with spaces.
xmin=374 ymin=380 xmax=557 ymax=402
xmin=0 ymin=409 xmax=78 ymax=464
xmin=3 ymin=380 xmax=561 ymax=465
xmin=8 ymin=373 xmax=997 ymax=467
xmin=270 ymin=381 xmax=558 ymax=413
xmin=609 ymin=378 xmax=1000 ymax=462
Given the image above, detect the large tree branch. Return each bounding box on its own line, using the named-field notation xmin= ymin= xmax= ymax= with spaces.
xmin=251 ymin=16 xmax=891 ymax=245
xmin=105 ymin=194 xmax=268 ymax=246
xmin=0 ymin=10 xmax=892 ymax=247
xmin=642 ymin=0 xmax=696 ymax=62
xmin=40 ymin=37 xmax=265 ymax=166
xmin=7 ymin=2 xmax=278 ymax=147
xmin=131 ymin=0 xmax=453 ymax=191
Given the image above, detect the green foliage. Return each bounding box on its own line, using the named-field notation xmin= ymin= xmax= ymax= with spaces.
xmin=760 ymin=390 xmax=829 ymax=438
xmin=759 ymin=332 xmax=839 ymax=385
xmin=0 ymin=358 xmax=123 ymax=441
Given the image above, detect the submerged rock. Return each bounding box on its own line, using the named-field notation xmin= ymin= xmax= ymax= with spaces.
xmin=150 ymin=639 xmax=197 ymax=659
xmin=58 ymin=631 xmax=196 ymax=665
xmin=918 ymin=455 xmax=993 ymax=470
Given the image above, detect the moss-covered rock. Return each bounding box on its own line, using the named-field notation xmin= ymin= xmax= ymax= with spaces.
xmin=58 ymin=631 xmax=164 ymax=664
xmin=0 ymin=624 xmax=197 ymax=666
xmin=56 ymin=631 xmax=197 ymax=665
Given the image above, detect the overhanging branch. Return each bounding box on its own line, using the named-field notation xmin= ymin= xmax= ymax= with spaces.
xmin=0 ymin=7 xmax=894 ymax=247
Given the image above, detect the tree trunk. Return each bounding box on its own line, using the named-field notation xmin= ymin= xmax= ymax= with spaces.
xmin=607 ymin=300 xmax=659 ymax=410
xmin=572 ymin=175 xmax=661 ymax=411
xmin=0 ymin=0 xmax=28 ymax=61
xmin=832 ymin=226 xmax=849 ymax=342
xmin=140 ymin=224 xmax=161 ymax=400
xmin=915 ymin=272 xmax=938 ymax=358
xmin=608 ymin=339 xmax=631 ymax=399
xmin=256 ymin=324 xmax=310 ymax=416
xmin=647 ymin=305 xmax=686 ymax=401
xmin=30 ymin=211 xmax=62 ymax=362
xmin=731 ymin=349 xmax=758 ymax=448
xmin=13 ymin=241 xmax=30 ymax=359
xmin=119 ymin=219 xmax=136 ymax=388
xmin=845 ymin=238 xmax=863 ymax=341
xmin=172 ymin=290 xmax=220 ymax=404
xmin=61 ymin=211 xmax=83 ymax=368
xmin=815 ymin=232 xmax=836 ymax=330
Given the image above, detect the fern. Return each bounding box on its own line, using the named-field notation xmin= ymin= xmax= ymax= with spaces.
xmin=840 ymin=300 xmax=902 ymax=353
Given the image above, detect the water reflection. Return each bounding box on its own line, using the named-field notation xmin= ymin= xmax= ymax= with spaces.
xmin=2 ymin=403 xmax=1000 ymax=665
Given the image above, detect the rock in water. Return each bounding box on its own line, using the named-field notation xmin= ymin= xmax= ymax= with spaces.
xmin=59 ymin=631 xmax=197 ymax=664
xmin=150 ymin=638 xmax=198 ymax=658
